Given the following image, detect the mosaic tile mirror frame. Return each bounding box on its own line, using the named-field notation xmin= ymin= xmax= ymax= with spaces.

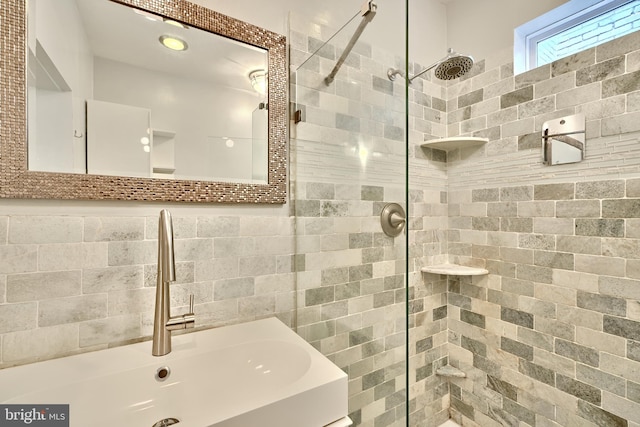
xmin=0 ymin=0 xmax=287 ymax=203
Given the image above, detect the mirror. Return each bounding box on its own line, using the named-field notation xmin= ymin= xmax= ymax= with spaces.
xmin=0 ymin=0 xmax=287 ymax=203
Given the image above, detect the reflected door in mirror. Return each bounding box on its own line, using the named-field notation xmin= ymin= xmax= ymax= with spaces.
xmin=87 ymin=100 xmax=151 ymax=177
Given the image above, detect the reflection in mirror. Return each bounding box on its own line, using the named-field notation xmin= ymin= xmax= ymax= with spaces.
xmin=1 ymin=0 xmax=286 ymax=203
xmin=28 ymin=0 xmax=268 ymax=184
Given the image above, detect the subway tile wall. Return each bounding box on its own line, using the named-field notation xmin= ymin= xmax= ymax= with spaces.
xmin=407 ymin=63 xmax=454 ymax=426
xmin=290 ymin=19 xmax=410 ymax=426
xmin=0 ymin=214 xmax=296 ymax=367
xmin=444 ymin=31 xmax=640 ymax=426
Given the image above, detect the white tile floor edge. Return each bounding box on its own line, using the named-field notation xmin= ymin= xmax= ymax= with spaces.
xmin=438 ymin=421 xmax=461 ymax=427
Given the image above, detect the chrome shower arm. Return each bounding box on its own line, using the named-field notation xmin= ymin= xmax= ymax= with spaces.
xmin=388 ymin=48 xmax=473 ymax=83
xmin=407 ymin=48 xmax=455 ymax=83
xmin=388 ymin=62 xmax=439 ymax=84
xmin=408 ymin=62 xmax=440 ymax=83
xmin=408 ymin=48 xmax=454 ymax=82
xmin=324 ymin=1 xmax=377 ymax=85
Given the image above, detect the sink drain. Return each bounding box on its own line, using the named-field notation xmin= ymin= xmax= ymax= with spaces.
xmin=152 ymin=418 xmax=180 ymax=427
xmin=155 ymin=366 xmax=171 ymax=382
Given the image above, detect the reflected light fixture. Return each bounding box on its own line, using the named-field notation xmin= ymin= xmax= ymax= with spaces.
xmin=159 ymin=35 xmax=188 ymax=51
xmin=163 ymin=18 xmax=188 ymax=29
xmin=249 ymin=70 xmax=267 ymax=95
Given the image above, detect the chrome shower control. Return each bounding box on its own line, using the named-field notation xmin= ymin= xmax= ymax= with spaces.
xmin=380 ymin=203 xmax=406 ymax=237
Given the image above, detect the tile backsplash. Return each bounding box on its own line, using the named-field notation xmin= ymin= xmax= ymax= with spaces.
xmin=0 ymin=214 xmax=295 ymax=367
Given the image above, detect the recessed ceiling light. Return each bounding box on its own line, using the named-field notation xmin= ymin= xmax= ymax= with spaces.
xmin=159 ymin=35 xmax=188 ymax=51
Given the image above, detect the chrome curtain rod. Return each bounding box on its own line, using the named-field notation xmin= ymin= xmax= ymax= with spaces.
xmin=324 ymin=0 xmax=377 ymax=86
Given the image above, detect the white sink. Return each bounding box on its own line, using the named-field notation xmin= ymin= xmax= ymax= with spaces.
xmin=0 ymin=318 xmax=350 ymax=427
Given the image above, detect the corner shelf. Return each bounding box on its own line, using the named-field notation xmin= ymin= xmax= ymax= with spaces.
xmin=421 ymin=137 xmax=488 ymax=151
xmin=421 ymin=264 xmax=488 ymax=276
xmin=436 ymin=365 xmax=467 ymax=378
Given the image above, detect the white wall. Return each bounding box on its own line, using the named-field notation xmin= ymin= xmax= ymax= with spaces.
xmin=196 ymin=0 xmax=567 ymax=76
xmin=409 ymin=0 xmax=448 ymax=66
xmin=199 ymin=0 xmax=435 ymax=62
xmin=200 ymin=0 xmax=450 ymax=87
xmin=34 ymin=0 xmax=93 ymax=144
xmin=28 ymin=0 xmax=93 ymax=174
xmin=92 ymin=57 xmax=262 ymax=182
xmin=445 ymin=0 xmax=567 ymax=62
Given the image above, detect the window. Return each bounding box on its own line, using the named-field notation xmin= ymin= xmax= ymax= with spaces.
xmin=514 ymin=0 xmax=640 ymax=74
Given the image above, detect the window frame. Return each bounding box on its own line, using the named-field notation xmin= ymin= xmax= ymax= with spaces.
xmin=514 ymin=0 xmax=635 ymax=74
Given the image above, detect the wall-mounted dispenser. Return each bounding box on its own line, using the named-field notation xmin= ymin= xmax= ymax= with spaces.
xmin=542 ymin=113 xmax=585 ymax=166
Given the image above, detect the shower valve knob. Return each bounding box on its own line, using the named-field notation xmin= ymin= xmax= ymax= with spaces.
xmin=380 ymin=203 xmax=406 ymax=237
xmin=389 ymin=212 xmax=405 ymax=228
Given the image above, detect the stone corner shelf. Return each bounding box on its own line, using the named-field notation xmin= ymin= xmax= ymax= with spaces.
xmin=421 ymin=137 xmax=488 ymax=151
xmin=420 ymin=264 xmax=489 ymax=276
xmin=436 ymin=365 xmax=466 ymax=378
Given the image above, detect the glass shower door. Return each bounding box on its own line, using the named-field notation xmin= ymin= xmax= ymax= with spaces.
xmin=289 ymin=3 xmax=409 ymax=426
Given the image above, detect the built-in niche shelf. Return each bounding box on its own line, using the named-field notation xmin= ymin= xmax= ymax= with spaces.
xmin=421 ymin=137 xmax=488 ymax=151
xmin=152 ymin=129 xmax=176 ymax=175
xmin=152 ymin=167 xmax=176 ymax=174
xmin=421 ymin=264 xmax=488 ymax=276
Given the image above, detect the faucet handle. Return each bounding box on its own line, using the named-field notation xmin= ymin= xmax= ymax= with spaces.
xmin=166 ymin=294 xmax=196 ymax=331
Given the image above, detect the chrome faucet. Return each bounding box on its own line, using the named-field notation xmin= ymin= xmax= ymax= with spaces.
xmin=152 ymin=209 xmax=195 ymax=356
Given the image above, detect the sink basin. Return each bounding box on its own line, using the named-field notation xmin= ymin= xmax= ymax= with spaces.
xmin=0 ymin=318 xmax=350 ymax=427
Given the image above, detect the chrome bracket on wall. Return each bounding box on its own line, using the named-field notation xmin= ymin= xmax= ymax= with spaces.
xmin=324 ymin=0 xmax=377 ymax=85
xmin=380 ymin=203 xmax=406 ymax=237
xmin=542 ymin=113 xmax=585 ymax=166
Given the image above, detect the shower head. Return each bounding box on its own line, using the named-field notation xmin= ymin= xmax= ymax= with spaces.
xmin=433 ymin=52 xmax=474 ymax=80
xmin=387 ymin=48 xmax=474 ymax=83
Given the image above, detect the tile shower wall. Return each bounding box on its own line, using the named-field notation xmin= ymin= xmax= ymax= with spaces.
xmin=289 ymin=14 xmax=449 ymax=426
xmin=290 ymin=21 xmax=406 ymax=426
xmin=442 ymin=31 xmax=640 ymax=426
xmin=0 ymin=213 xmax=295 ymax=368
xmin=407 ymin=65 xmax=455 ymax=426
